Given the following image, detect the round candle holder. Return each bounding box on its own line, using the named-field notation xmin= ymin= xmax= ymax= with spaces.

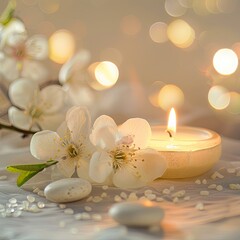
xmin=149 ymin=126 xmax=221 ymax=178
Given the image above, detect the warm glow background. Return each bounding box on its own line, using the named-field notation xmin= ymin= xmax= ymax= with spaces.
xmin=1 ymin=0 xmax=240 ymax=138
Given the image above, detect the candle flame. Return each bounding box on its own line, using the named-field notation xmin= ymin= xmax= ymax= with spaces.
xmin=167 ymin=108 xmax=176 ymax=137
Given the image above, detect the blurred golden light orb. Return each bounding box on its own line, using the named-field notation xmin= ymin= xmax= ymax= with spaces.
xmin=213 ymin=48 xmax=238 ymax=75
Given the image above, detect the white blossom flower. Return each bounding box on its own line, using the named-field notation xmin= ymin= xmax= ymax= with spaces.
xmin=59 ymin=50 xmax=95 ymax=106
xmin=0 ymin=31 xmax=48 ymax=82
xmin=89 ymin=116 xmax=167 ymax=188
xmin=8 ymin=79 xmax=65 ymax=131
xmin=30 ymin=106 xmax=93 ymax=179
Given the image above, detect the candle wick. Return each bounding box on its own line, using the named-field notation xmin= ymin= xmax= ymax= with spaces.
xmin=166 ymin=130 xmax=173 ymax=138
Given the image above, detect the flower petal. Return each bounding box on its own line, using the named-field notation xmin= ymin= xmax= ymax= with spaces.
xmin=30 ymin=130 xmax=64 ymax=161
xmin=90 ymin=115 xmax=119 ymax=150
xmin=9 ymin=79 xmax=39 ymax=109
xmin=89 ymin=151 xmax=112 ymax=183
xmin=56 ymin=121 xmax=68 ymax=138
xmin=8 ymin=106 xmax=32 ymax=130
xmin=25 ymin=35 xmax=48 ymax=60
xmin=76 ymin=159 xmax=91 ymax=181
xmin=21 ymin=59 xmax=48 ymax=84
xmin=39 ymin=85 xmax=65 ymax=114
xmin=0 ymin=57 xmax=19 ymax=81
xmin=134 ymin=149 xmax=167 ymax=182
xmin=59 ymin=50 xmax=91 ymax=84
xmin=113 ymin=149 xmax=167 ymax=189
xmin=57 ymin=159 xmax=76 ymax=178
xmin=66 ymin=106 xmax=91 ymax=144
xmin=118 ymin=118 xmax=152 ymax=149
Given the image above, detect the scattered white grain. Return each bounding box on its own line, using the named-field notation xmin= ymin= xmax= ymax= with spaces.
xmin=208 ymin=184 xmax=217 ymax=189
xmin=64 ymin=208 xmax=74 ymax=215
xmin=120 ymin=192 xmax=128 ymax=199
xmin=211 ymin=171 xmax=224 ymax=180
xmin=227 ymin=168 xmax=236 ymax=174
xmin=173 ymin=197 xmax=179 ymax=203
xmin=45 ymin=203 xmax=58 ymax=208
xmin=92 ymin=214 xmax=102 ymax=221
xmin=200 ymin=191 xmax=209 ymax=196
xmin=27 ymin=195 xmax=35 ymax=203
xmin=144 ymin=189 xmax=153 ymax=195
xmin=196 ymin=202 xmax=204 ymax=211
xmin=33 ymin=188 xmax=40 ymax=193
xmin=28 ymin=204 xmax=40 ymax=213
xmin=202 ymin=179 xmax=207 ymax=185
xmin=84 ymin=206 xmax=92 ymax=212
xmin=81 ymin=212 xmax=91 ymax=220
xmin=92 ymin=196 xmax=103 ymax=203
xmin=172 ymin=190 xmax=185 ymax=198
xmin=229 ymin=184 xmax=240 ymax=190
xmin=114 ymin=195 xmax=122 ymax=202
xmin=169 ymin=186 xmax=175 ymax=192
xmin=162 ymin=189 xmax=170 ymax=195
xmin=37 ymin=202 xmax=45 ymax=209
xmin=195 ymin=179 xmax=201 ymax=185
xmin=128 ymin=192 xmax=138 ymax=201
xmin=9 ymin=198 xmax=17 ymax=204
xmin=139 ymin=196 xmax=148 ymax=201
xmin=86 ymin=196 xmax=93 ymax=202
xmin=37 ymin=191 xmax=45 ymax=197
xmin=59 ymin=204 xmax=66 ymax=209
xmin=102 ymin=185 xmax=109 ymax=190
xmin=74 ymin=213 xmax=82 ymax=220
xmin=216 ymin=185 xmax=223 ymax=191
xmin=101 ymin=192 xmax=107 ymax=198
xmin=156 ymin=197 xmax=164 ymax=202
xmin=146 ymin=193 xmax=156 ymax=201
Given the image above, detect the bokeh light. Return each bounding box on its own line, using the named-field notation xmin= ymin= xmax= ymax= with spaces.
xmin=167 ymin=19 xmax=195 ymax=48
xmin=49 ymin=29 xmax=75 ymax=64
xmin=158 ymin=84 xmax=185 ymax=111
xmin=38 ymin=0 xmax=59 ymax=14
xmin=88 ymin=61 xmax=119 ymax=90
xmin=213 ymin=48 xmax=238 ymax=75
xmin=178 ymin=0 xmax=193 ymax=8
xmin=208 ymin=85 xmax=230 ymax=110
xmin=120 ymin=15 xmax=142 ymax=36
xmin=165 ymin=0 xmax=187 ymax=17
xmin=148 ymin=81 xmax=166 ymax=107
xmin=227 ymin=92 xmax=240 ymax=114
xmin=149 ymin=22 xmax=168 ymax=43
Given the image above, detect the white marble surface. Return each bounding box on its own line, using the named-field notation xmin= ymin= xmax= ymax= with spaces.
xmin=0 ymin=131 xmax=240 ymax=240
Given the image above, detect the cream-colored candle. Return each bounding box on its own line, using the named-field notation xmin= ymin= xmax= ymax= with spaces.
xmin=149 ymin=108 xmax=221 ymax=178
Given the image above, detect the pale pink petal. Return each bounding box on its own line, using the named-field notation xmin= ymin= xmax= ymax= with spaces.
xmin=57 ymin=159 xmax=76 ymax=178
xmin=92 ymin=115 xmax=117 ymax=132
xmin=39 ymin=85 xmax=65 ymax=113
xmin=56 ymin=121 xmax=69 ymax=139
xmin=59 ymin=50 xmax=91 ymax=84
xmin=25 ymin=35 xmax=48 ymax=60
xmin=89 ymin=151 xmax=113 ymax=183
xmin=8 ymin=106 xmax=32 ymax=130
xmin=118 ymin=118 xmax=152 ymax=149
xmin=66 ymin=106 xmax=91 ymax=143
xmin=30 ymin=130 xmax=64 ymax=161
xmin=9 ymin=79 xmax=39 ymax=109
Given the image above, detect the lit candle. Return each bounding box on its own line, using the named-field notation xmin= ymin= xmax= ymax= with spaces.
xmin=149 ymin=108 xmax=221 ymax=178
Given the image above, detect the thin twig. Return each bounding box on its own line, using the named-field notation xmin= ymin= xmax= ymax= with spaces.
xmin=0 ymin=121 xmax=37 ymax=135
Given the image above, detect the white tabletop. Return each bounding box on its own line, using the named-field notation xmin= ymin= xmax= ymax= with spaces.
xmin=0 ymin=131 xmax=240 ymax=240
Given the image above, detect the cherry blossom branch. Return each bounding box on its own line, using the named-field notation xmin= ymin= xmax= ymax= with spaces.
xmin=0 ymin=121 xmax=37 ymax=136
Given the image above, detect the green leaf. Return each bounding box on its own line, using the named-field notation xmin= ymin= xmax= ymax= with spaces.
xmin=0 ymin=0 xmax=16 ymax=25
xmin=6 ymin=160 xmax=58 ymax=187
